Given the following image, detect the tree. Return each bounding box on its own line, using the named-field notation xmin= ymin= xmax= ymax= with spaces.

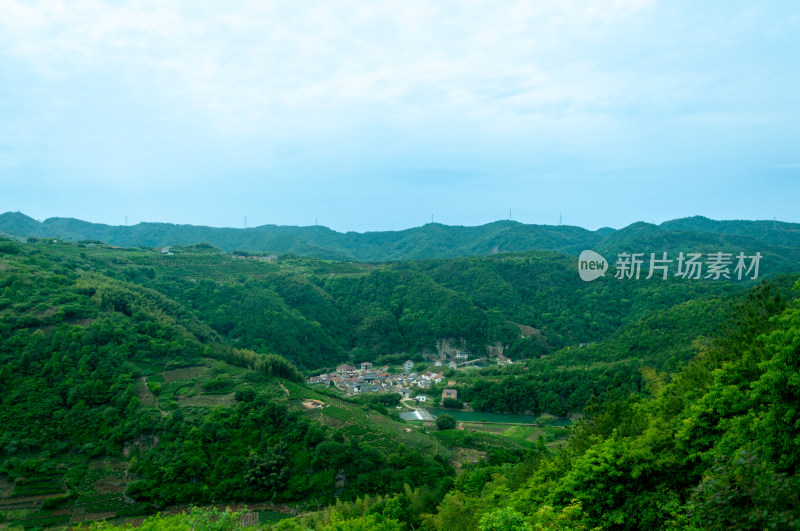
xmin=479 ymin=507 xmax=531 ymax=531
xmin=244 ymin=443 xmax=290 ymax=497
xmin=435 ymin=414 xmax=457 ymax=431
xmin=319 ymin=514 xmax=404 ymax=531
xmin=442 ymin=397 xmax=463 ymax=409
xmin=422 ymin=490 xmax=477 ymax=531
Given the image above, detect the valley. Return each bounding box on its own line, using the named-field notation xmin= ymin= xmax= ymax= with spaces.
xmin=0 ymin=218 xmax=798 ymax=529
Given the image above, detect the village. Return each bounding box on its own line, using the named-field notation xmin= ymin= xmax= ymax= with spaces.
xmin=306 ymin=349 xmax=514 ymax=404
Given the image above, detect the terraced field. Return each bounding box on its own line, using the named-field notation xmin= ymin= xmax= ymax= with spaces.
xmin=162 ymin=365 xmax=208 ymax=382
xmin=283 ymin=382 xmax=446 ymax=458
xmin=0 ymin=458 xmax=145 ymax=529
xmin=178 ymin=392 xmax=237 ymax=407
xmin=131 ymin=253 xmax=280 ymax=283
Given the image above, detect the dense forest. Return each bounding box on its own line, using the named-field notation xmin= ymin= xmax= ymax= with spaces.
xmin=80 ymin=279 xmax=800 ymax=530
xmin=0 ymin=237 xmax=457 ymax=528
xmin=1 ymin=232 xmax=799 ymax=529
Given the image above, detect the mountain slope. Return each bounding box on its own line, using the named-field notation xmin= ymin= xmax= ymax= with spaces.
xmin=1 ymin=231 xmax=799 ymax=529
xmin=0 ymin=212 xmax=604 ymax=260
xmin=4 ymin=211 xmax=800 ymax=265
xmin=0 ymin=238 xmax=455 ymax=527
xmin=662 ymin=215 xmax=800 ymax=249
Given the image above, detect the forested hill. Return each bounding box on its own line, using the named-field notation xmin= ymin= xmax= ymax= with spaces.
xmin=3 ymin=211 xmax=800 ymax=263
xmin=0 ymin=237 xmax=769 ymax=372
xmin=0 ymin=212 xmax=603 ymax=260
xmin=2 ymin=233 xmax=800 ymax=528
xmin=0 ymin=236 xmax=456 ymax=526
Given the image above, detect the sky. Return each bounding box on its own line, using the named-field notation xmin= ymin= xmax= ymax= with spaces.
xmin=1 ymin=0 xmax=799 ymax=233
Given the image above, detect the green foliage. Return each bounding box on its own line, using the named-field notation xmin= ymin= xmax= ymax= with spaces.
xmin=1 ymin=225 xmax=800 ymax=530
xmin=75 ymin=506 xmax=247 ymax=530
xmin=0 ymin=241 xmax=458 ymax=523
xmin=436 ymin=414 xmax=457 ymax=431
xmin=235 ymin=386 xmax=257 ymax=402
xmin=685 ymin=449 xmax=800 ymax=530
xmin=317 ymin=513 xmax=405 ymax=531
xmin=282 ymin=484 xmax=440 ymax=530
xmin=479 ymin=507 xmax=531 ymax=531
xmin=441 ymin=397 xmax=463 ymax=409
xmin=406 ymin=279 xmax=800 ymax=530
xmin=0 ymin=239 xmax=21 ymax=254
xmin=146 ymin=381 xmax=162 ymax=395
xmin=6 ymin=212 xmax=800 ymax=270
xmin=422 ymin=490 xmax=479 ymax=531
xmin=245 ymin=443 xmax=290 ymax=495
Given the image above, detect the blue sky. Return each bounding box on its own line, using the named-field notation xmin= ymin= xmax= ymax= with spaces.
xmin=1 ymin=0 xmax=799 ymax=232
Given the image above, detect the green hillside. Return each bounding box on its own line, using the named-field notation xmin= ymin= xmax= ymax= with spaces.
xmin=598 ymin=221 xmax=800 ymax=274
xmin=0 ymin=213 xmax=605 ymax=261
xmin=68 ymin=278 xmax=800 ymax=531
xmin=0 ymin=238 xmax=461 ymax=528
xmin=4 ymin=212 xmax=800 ymax=267
xmin=4 ymin=237 xmax=758 ymax=372
xmin=1 ymin=232 xmax=799 ymax=529
xmin=662 ymin=215 xmax=800 ymax=249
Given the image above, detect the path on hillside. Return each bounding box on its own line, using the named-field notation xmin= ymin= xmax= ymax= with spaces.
xmin=138 ymin=377 xmax=168 ymax=416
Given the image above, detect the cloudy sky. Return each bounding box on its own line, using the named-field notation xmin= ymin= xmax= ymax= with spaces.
xmin=1 ymin=1 xmax=799 ymax=232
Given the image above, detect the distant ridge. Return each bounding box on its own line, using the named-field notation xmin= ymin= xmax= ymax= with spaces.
xmin=2 ymin=211 xmax=800 ymax=266
xmin=0 ymin=212 xmax=605 ymax=260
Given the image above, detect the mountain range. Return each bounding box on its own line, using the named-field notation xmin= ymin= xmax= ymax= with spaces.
xmin=2 ymin=212 xmax=800 ymax=267
xmin=1 ymin=214 xmax=799 ymax=529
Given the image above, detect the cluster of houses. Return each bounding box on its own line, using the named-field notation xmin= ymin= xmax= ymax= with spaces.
xmin=307 ymin=360 xmax=459 ymax=402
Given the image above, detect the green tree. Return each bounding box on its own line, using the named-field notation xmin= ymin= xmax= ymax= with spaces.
xmin=480 ymin=507 xmax=532 ymax=531
xmin=244 ymin=443 xmax=290 ymax=497
xmin=442 ymin=397 xmax=463 ymax=409
xmin=320 ymin=513 xmax=405 ymax=531
xmin=422 ymin=490 xmax=478 ymax=531
xmin=435 ymin=414 xmax=457 ymax=431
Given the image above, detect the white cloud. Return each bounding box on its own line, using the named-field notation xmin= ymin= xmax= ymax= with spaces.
xmin=0 ymin=0 xmax=659 ymax=134
xmin=2 ymin=0 xmax=799 ymax=227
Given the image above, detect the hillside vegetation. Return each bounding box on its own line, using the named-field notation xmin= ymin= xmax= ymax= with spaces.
xmin=71 ymin=280 xmax=800 ymax=530
xmin=3 ymin=212 xmax=800 ymax=267
xmin=0 ymin=239 xmax=456 ymax=528
xmin=1 ymin=231 xmax=798 ymax=529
